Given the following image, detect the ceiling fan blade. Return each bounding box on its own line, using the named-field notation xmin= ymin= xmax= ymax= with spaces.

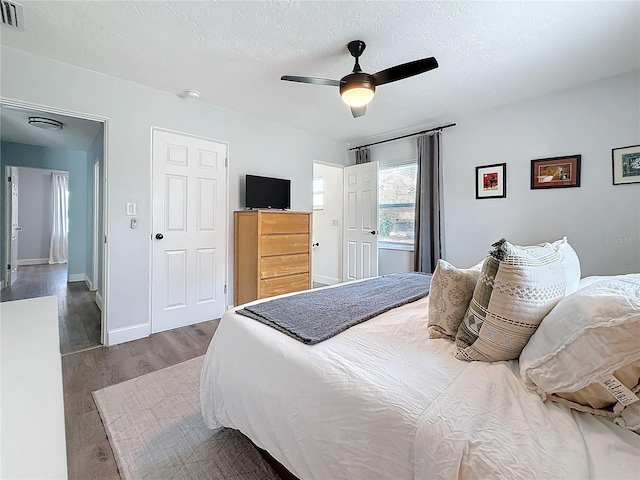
xmin=281 ymin=75 xmax=342 ymax=87
xmin=350 ymin=106 xmax=366 ymax=118
xmin=372 ymin=57 xmax=438 ymax=86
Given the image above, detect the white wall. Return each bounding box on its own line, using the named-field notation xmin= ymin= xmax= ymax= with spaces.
xmin=312 ymin=162 xmax=343 ymax=285
xmin=443 ymin=71 xmax=640 ymax=275
xmin=17 ymin=167 xmax=52 ymax=263
xmin=349 ymin=72 xmax=640 ymax=276
xmin=379 ymin=248 xmax=415 ymax=275
xmin=1 ymin=46 xmax=349 ymax=342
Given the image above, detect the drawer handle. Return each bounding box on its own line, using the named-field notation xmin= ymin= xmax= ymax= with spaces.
xmin=312 ymin=242 xmax=319 ymax=247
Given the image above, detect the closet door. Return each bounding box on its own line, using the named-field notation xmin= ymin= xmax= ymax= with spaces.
xmin=151 ymin=130 xmax=228 ymax=333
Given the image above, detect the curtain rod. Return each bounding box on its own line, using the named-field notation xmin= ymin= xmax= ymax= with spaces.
xmin=348 ymin=122 xmax=456 ymax=151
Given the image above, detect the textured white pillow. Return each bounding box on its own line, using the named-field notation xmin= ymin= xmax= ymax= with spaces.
xmin=550 ymin=237 xmax=580 ymax=295
xmin=520 ymin=276 xmax=640 ymax=431
xmin=427 ymin=259 xmax=483 ymax=341
xmin=579 ymin=273 xmax=640 ymax=290
xmin=455 ymin=239 xmax=566 ymax=362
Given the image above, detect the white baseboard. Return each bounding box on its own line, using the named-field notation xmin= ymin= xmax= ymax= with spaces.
xmin=95 ymin=292 xmax=103 ymax=311
xmin=107 ymin=322 xmax=150 ymax=346
xmin=18 ymin=258 xmax=48 ymax=266
xmin=84 ymin=275 xmax=94 ymax=291
xmin=313 ymin=274 xmax=341 ymax=286
xmin=68 ymin=273 xmax=85 ymax=282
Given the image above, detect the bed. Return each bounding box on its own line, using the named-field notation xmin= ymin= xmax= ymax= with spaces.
xmin=200 ymin=283 xmax=640 ymax=479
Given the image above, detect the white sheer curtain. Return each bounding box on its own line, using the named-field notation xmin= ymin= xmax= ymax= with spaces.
xmin=49 ymin=173 xmax=69 ymax=264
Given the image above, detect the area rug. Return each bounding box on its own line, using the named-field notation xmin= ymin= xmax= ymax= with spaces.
xmin=93 ymin=356 xmax=280 ymax=480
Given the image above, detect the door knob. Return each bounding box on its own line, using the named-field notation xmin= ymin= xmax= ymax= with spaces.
xmin=369 ymin=230 xmax=378 ymax=235
xmin=155 ymin=233 xmax=164 ymax=240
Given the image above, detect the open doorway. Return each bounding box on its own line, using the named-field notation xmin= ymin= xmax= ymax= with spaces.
xmin=311 ymin=161 xmax=344 ymax=287
xmin=0 ymin=103 xmax=107 ymax=355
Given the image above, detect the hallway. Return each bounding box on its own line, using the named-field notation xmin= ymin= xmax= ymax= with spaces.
xmin=1 ymin=264 xmax=102 ymax=355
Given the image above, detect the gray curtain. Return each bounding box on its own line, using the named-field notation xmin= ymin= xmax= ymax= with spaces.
xmin=355 ymin=146 xmax=370 ymax=164
xmin=414 ymin=131 xmax=442 ymax=273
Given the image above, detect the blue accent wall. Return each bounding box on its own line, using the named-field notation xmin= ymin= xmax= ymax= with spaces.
xmin=1 ymin=141 xmax=88 ymax=278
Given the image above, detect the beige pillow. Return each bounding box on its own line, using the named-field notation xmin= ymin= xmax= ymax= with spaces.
xmin=520 ymin=276 xmax=640 ymax=432
xmin=455 ymin=239 xmax=565 ymax=362
xmin=427 ymin=259 xmax=483 ymax=341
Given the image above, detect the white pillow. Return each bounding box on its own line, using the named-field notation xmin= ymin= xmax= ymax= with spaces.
xmin=455 ymin=239 xmax=565 ymax=362
xmin=579 ymin=273 xmax=640 ymax=290
xmin=550 ymin=237 xmax=580 ymax=295
xmin=520 ymin=276 xmax=640 ymax=431
xmin=427 ymin=259 xmax=483 ymax=341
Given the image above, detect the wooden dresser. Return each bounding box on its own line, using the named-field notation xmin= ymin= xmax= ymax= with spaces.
xmin=234 ymin=210 xmax=312 ymax=305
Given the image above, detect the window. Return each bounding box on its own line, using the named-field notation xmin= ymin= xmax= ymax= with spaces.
xmin=313 ymin=176 xmax=324 ymax=210
xmin=378 ymin=163 xmax=417 ymax=247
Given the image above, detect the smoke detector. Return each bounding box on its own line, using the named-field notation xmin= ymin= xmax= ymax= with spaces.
xmin=185 ymin=89 xmax=200 ymax=100
xmin=1 ymin=1 xmax=24 ymax=30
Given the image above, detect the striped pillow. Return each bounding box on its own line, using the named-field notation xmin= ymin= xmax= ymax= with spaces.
xmin=455 ymin=239 xmax=565 ymax=362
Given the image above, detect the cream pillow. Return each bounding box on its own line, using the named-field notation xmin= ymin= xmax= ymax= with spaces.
xmin=550 ymin=237 xmax=580 ymax=295
xmin=520 ymin=276 xmax=640 ymax=433
xmin=427 ymin=259 xmax=483 ymax=341
xmin=455 ymin=239 xmax=565 ymax=362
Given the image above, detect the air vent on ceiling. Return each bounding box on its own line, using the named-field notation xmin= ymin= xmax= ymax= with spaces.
xmin=1 ymin=0 xmax=24 ymax=30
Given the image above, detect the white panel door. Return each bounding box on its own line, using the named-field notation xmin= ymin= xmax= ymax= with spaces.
xmin=6 ymin=167 xmax=19 ymax=286
xmin=343 ymin=161 xmax=379 ymax=281
xmin=152 ymin=130 xmax=227 ymax=333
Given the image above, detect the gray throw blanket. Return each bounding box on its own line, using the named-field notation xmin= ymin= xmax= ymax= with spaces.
xmin=237 ymin=272 xmax=431 ymax=345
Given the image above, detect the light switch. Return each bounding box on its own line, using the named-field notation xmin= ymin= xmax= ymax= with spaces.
xmin=332 ymin=218 xmax=339 ymax=227
xmin=126 ymin=202 xmax=137 ymax=216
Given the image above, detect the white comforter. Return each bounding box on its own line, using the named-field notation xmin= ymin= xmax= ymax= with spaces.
xmin=201 ymin=294 xmax=640 ymax=479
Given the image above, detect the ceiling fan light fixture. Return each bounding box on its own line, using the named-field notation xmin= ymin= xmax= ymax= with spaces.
xmin=28 ymin=117 xmax=64 ymax=131
xmin=341 ymin=86 xmax=375 ymax=107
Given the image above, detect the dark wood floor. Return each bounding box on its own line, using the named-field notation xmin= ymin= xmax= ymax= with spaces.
xmin=0 ymin=264 xmax=102 ymax=355
xmin=62 ymin=319 xmax=219 ymax=480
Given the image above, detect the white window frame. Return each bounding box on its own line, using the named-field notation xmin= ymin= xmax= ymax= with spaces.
xmin=378 ymin=161 xmax=417 ymax=251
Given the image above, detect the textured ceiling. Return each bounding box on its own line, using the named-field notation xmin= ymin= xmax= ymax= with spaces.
xmin=0 ymin=105 xmax=102 ymax=151
xmin=1 ymin=1 xmax=638 ymax=144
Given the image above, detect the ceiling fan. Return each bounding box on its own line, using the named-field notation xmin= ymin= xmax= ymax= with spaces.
xmin=281 ymin=40 xmax=438 ymax=118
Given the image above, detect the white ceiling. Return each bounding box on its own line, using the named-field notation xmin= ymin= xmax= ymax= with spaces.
xmin=0 ymin=105 xmax=102 ymax=151
xmin=1 ymin=1 xmax=638 ymax=144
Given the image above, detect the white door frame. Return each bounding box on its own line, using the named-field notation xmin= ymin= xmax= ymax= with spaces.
xmin=1 ymin=97 xmax=110 ymax=345
xmin=92 ymin=160 xmax=100 ymax=291
xmin=149 ymin=127 xmax=230 ymax=331
xmin=3 ymin=166 xmax=18 ymax=287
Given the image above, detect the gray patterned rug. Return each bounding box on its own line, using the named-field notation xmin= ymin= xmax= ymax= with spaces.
xmin=93 ymin=356 xmax=280 ymax=480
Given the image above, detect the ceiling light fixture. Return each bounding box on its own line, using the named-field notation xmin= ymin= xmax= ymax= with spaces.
xmin=28 ymin=117 xmax=64 ymax=131
xmin=340 ymin=80 xmax=375 ymax=107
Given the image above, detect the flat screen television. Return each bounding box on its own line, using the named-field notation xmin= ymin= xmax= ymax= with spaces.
xmin=245 ymin=174 xmax=291 ymax=210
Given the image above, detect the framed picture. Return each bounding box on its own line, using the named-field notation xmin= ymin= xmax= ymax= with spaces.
xmin=476 ymin=163 xmax=506 ymax=199
xmin=531 ymin=155 xmax=581 ymax=189
xmin=612 ymin=144 xmax=640 ymax=185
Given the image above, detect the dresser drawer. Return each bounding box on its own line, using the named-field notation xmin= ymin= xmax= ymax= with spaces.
xmin=260 ymin=273 xmax=310 ymax=298
xmin=261 ymin=234 xmax=309 ymax=256
xmin=260 ymin=253 xmax=309 ymax=279
xmin=260 ymin=213 xmax=309 ymax=234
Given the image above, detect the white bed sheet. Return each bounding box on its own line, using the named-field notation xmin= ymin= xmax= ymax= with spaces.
xmin=201 ymin=293 xmax=640 ymax=480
